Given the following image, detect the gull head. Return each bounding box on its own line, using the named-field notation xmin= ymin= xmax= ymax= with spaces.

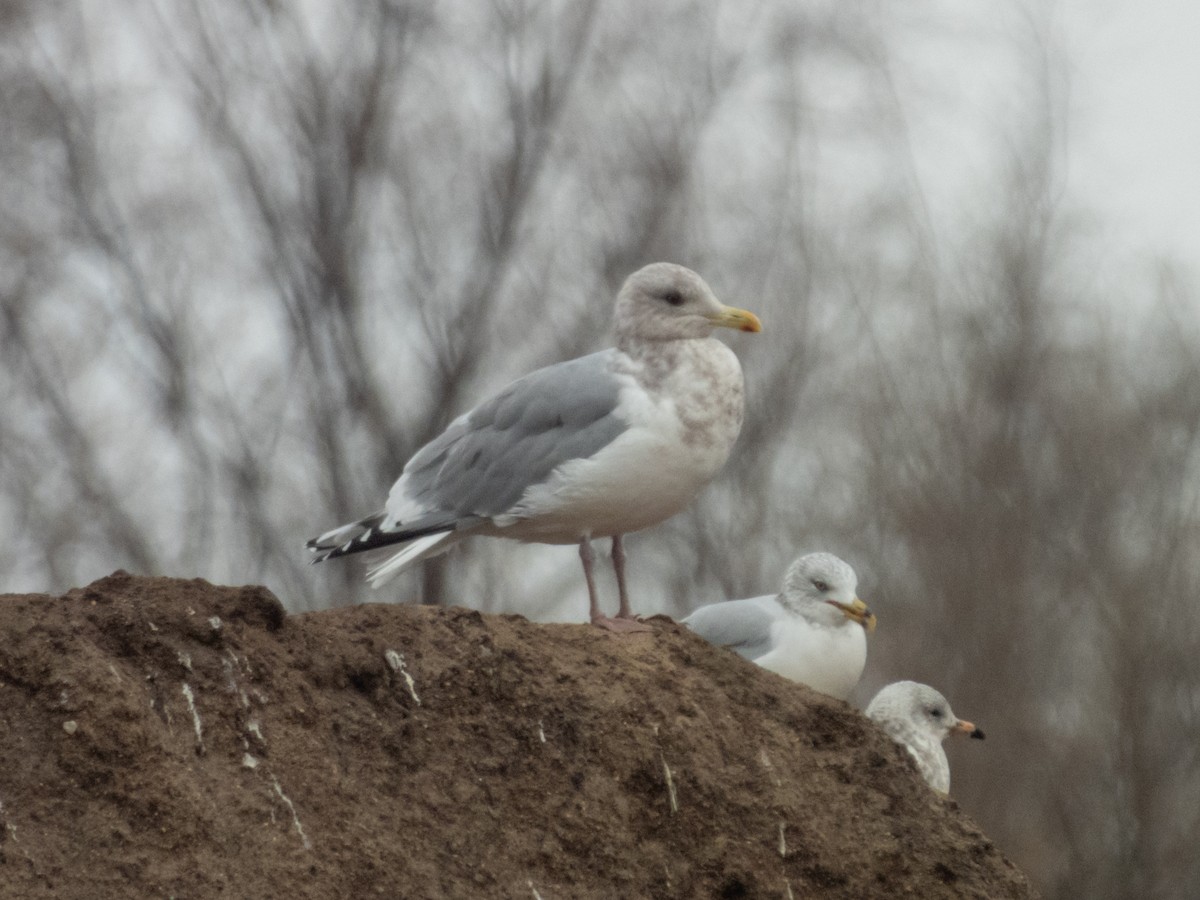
xmin=779 ymin=552 xmax=876 ymax=632
xmin=867 ymin=681 xmax=984 ymax=745
xmin=614 ymin=262 xmax=762 ymax=344
xmin=866 ymin=681 xmax=982 ymax=793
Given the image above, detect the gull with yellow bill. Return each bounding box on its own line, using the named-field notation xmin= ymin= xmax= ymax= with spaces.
xmin=308 ymin=263 xmax=762 ymax=632
xmin=683 ymin=552 xmax=876 ymax=700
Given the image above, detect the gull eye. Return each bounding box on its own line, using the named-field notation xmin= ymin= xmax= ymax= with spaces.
xmin=928 ymin=707 xmax=943 ymax=719
xmin=661 ymin=289 xmax=685 ymax=307
xmin=811 ymin=579 xmax=830 ymax=592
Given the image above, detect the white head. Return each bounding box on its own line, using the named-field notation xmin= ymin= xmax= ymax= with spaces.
xmin=778 ymin=552 xmax=876 ymax=633
xmin=865 ymin=681 xmax=984 ymax=794
xmin=613 ymin=262 xmax=761 ymax=345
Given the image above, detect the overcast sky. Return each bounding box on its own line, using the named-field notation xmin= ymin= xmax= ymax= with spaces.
xmin=872 ymin=0 xmax=1200 ymax=321
xmin=1064 ymin=0 xmax=1200 ymax=270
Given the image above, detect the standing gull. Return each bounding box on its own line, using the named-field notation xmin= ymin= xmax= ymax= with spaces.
xmin=682 ymin=552 xmax=876 ymax=700
xmin=865 ymin=681 xmax=985 ymax=794
xmin=307 ymin=263 xmax=761 ymax=631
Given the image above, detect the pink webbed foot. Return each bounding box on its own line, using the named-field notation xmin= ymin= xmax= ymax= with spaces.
xmin=590 ymin=614 xmax=655 ymax=634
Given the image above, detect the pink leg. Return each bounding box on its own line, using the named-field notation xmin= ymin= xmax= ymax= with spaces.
xmin=580 ymin=538 xmax=603 ymax=624
xmin=581 ymin=536 xmax=652 ymax=634
xmin=612 ymin=534 xmax=634 ymax=619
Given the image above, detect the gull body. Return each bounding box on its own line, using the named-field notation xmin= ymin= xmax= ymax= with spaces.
xmin=308 ymin=263 xmax=761 ymax=630
xmin=682 ymin=552 xmax=876 ymax=700
xmin=865 ymin=680 xmax=985 ymax=794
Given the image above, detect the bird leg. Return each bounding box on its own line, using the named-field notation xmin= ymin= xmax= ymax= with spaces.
xmin=580 ymin=538 xmax=602 ymax=620
xmin=580 ymin=536 xmax=651 ymax=634
xmin=611 ymin=534 xmax=634 ymax=619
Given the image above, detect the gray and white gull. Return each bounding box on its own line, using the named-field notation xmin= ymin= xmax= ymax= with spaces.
xmin=865 ymin=680 xmax=985 ymax=794
xmin=307 ymin=263 xmax=761 ymax=631
xmin=682 ymin=552 xmax=876 ymax=700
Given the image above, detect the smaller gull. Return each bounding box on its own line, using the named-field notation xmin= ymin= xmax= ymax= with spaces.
xmin=307 ymin=263 xmax=761 ymax=631
xmin=865 ymin=680 xmax=985 ymax=794
xmin=681 ymin=552 xmax=876 ymax=700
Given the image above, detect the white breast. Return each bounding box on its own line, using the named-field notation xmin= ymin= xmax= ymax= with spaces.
xmin=494 ymin=339 xmax=745 ymax=542
xmin=753 ymin=619 xmax=867 ymax=701
xmin=904 ymin=734 xmax=951 ymax=793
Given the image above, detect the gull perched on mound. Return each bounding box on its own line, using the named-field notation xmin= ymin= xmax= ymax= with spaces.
xmin=865 ymin=681 xmax=985 ymax=794
xmin=308 ymin=263 xmax=761 ymax=632
xmin=681 ymin=552 xmax=876 ymax=700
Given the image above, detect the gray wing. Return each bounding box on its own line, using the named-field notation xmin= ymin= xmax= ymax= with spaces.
xmin=682 ymin=595 xmax=783 ymax=662
xmin=399 ymin=350 xmax=628 ymax=518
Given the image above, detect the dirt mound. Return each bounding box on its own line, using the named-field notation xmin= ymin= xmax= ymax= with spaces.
xmin=0 ymin=573 xmax=1036 ymax=899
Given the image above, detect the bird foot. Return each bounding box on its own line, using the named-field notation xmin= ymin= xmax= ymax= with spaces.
xmin=591 ymin=615 xmax=654 ymax=634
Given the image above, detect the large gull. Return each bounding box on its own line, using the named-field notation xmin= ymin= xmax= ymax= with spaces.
xmin=682 ymin=552 xmax=876 ymax=700
xmin=307 ymin=263 xmax=761 ymax=631
xmin=865 ymin=680 xmax=985 ymax=794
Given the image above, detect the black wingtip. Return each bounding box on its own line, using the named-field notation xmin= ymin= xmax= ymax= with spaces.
xmin=305 ymin=513 xmax=462 ymax=564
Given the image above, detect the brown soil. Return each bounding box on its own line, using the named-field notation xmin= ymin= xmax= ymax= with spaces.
xmin=0 ymin=572 xmax=1037 ymax=899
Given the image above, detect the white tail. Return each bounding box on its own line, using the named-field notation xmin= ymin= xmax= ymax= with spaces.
xmin=366 ymin=532 xmax=458 ymax=588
